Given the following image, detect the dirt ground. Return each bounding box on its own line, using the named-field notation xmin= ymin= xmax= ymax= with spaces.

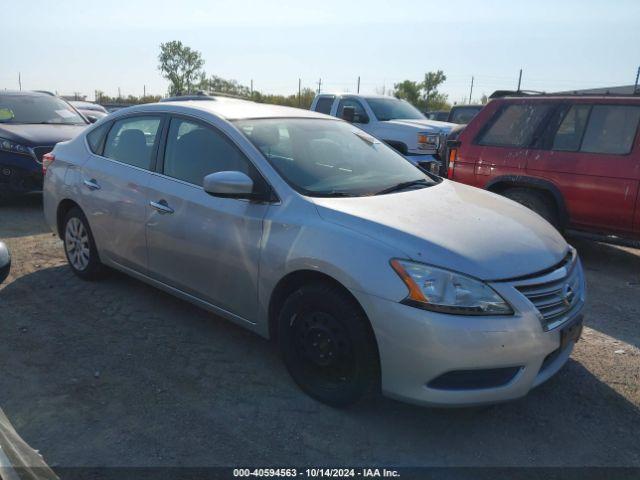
xmin=0 ymin=194 xmax=639 ymax=468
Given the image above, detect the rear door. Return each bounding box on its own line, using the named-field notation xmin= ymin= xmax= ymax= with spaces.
xmin=527 ymin=102 xmax=640 ymax=235
xmin=80 ymin=114 xmax=164 ymax=272
xmin=145 ymin=115 xmax=269 ymax=323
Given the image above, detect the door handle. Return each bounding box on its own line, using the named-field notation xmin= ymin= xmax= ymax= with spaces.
xmin=149 ymin=200 xmax=174 ymax=215
xmin=83 ymin=179 xmax=101 ymax=190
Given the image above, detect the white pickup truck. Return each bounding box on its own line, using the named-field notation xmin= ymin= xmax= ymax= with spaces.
xmin=310 ymin=93 xmax=456 ymax=173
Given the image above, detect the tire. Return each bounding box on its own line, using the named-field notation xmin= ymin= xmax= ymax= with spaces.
xmin=277 ymin=282 xmax=379 ymax=407
xmin=62 ymin=207 xmax=104 ymax=280
xmin=502 ymin=187 xmax=559 ymax=228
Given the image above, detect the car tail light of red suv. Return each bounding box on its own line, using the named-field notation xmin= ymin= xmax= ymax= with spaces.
xmin=448 ymin=95 xmax=640 ymax=245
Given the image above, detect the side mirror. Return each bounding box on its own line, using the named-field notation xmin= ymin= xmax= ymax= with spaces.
xmin=0 ymin=242 xmax=11 ymax=284
xmin=203 ymin=171 xmax=257 ymax=199
xmin=87 ymin=115 xmax=98 ymax=124
xmin=341 ymin=106 xmax=355 ymax=123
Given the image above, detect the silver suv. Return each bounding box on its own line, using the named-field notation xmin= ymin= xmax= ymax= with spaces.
xmin=43 ymin=98 xmax=586 ymax=407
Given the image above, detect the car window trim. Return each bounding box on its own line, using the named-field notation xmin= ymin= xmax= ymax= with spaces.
xmin=156 ymin=113 xmax=278 ymax=201
xmin=98 ymin=113 xmax=168 ymax=171
xmin=84 ymin=120 xmax=113 ymax=156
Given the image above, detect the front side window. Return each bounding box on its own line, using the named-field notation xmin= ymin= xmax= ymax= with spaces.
xmin=163 ymin=118 xmax=252 ymax=186
xmin=580 ymin=105 xmax=640 ymax=155
xmin=0 ymin=94 xmax=86 ymax=125
xmin=552 ymin=104 xmax=591 ymax=151
xmin=337 ymin=99 xmax=369 ymax=123
xmin=478 ymin=103 xmax=553 ymax=147
xmin=235 ymin=118 xmax=435 ymax=197
xmin=365 ymin=97 xmax=425 ymax=121
xmin=315 ymin=96 xmax=335 ymax=115
xmin=103 ymin=116 xmax=162 ymax=169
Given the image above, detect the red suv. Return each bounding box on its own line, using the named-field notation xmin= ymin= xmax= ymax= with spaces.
xmin=448 ymin=95 xmax=640 ymax=243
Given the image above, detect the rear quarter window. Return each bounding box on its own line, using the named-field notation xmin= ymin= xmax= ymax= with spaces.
xmin=580 ymin=105 xmax=640 ymax=155
xmin=478 ymin=103 xmax=553 ymax=147
xmin=86 ymin=122 xmax=111 ymax=154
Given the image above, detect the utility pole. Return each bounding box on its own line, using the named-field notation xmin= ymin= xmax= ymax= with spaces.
xmin=357 ymin=76 xmax=360 ymax=94
xmin=118 ymin=87 xmax=121 ymax=99
xmin=317 ymin=78 xmax=322 ymax=94
xmin=143 ymin=85 xmax=146 ymax=98
xmin=468 ymin=76 xmax=474 ymax=104
xmin=18 ymin=72 xmax=21 ymax=91
xmin=517 ymin=69 xmax=523 ymax=92
xmin=634 ymin=66 xmax=640 ymax=95
xmin=250 ymin=79 xmax=253 ymax=97
xmin=298 ymin=78 xmax=301 ymax=107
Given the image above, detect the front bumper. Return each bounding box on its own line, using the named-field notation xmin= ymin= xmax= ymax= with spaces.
xmin=351 ymin=253 xmax=586 ymax=407
xmin=0 ymin=151 xmax=43 ymax=195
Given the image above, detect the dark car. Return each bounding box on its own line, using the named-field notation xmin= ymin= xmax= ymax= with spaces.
xmin=427 ymin=105 xmax=484 ymax=125
xmin=0 ymin=91 xmax=88 ymax=199
xmin=69 ymin=101 xmax=109 ymax=122
xmin=0 ymin=242 xmax=10 ymax=284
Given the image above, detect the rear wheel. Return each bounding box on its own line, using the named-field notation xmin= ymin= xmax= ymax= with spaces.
xmin=63 ymin=207 xmax=103 ymax=280
xmin=502 ymin=187 xmax=559 ymax=228
xmin=277 ymin=282 xmax=379 ymax=407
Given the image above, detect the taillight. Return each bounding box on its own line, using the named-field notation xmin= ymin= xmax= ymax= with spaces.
xmin=42 ymin=152 xmax=55 ymax=175
xmin=447 ymin=148 xmax=457 ymax=178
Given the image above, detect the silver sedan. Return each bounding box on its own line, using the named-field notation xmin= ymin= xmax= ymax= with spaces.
xmin=43 ymin=98 xmax=585 ymax=407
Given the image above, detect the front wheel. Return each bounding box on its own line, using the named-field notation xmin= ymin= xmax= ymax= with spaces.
xmin=63 ymin=207 xmax=104 ymax=280
xmin=502 ymin=187 xmax=560 ymax=228
xmin=277 ymin=283 xmax=379 ymax=407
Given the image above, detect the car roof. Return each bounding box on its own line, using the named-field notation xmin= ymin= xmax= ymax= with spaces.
xmin=0 ymin=90 xmax=53 ymax=98
xmin=121 ymin=97 xmax=332 ymax=121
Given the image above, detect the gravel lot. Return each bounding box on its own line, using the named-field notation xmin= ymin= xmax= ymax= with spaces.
xmin=0 ymin=195 xmax=639 ymax=468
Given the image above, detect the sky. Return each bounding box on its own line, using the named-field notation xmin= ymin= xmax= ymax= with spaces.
xmin=2 ymin=0 xmax=639 ymax=103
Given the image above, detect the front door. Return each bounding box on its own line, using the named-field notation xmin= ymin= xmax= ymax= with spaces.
xmin=145 ymin=116 xmax=269 ymax=323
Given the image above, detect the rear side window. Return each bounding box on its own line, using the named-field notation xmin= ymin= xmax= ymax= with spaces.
xmin=580 ymin=105 xmax=640 ymax=155
xmin=314 ymin=96 xmax=334 ymax=114
xmin=86 ymin=122 xmax=111 ymax=154
xmin=103 ymin=116 xmax=162 ymax=169
xmin=552 ymin=105 xmax=591 ymax=151
xmin=478 ymin=104 xmax=552 ymax=147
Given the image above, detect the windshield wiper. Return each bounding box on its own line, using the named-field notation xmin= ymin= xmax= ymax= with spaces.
xmin=374 ymin=179 xmax=432 ymax=195
xmin=310 ymin=190 xmax=356 ymax=198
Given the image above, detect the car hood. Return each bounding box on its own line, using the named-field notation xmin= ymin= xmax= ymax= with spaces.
xmin=0 ymin=124 xmax=87 ymax=146
xmin=311 ymin=180 xmax=568 ymax=280
xmin=382 ymin=118 xmax=456 ymax=133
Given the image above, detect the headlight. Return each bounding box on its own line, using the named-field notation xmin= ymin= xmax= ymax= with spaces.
xmin=417 ymin=133 xmax=440 ymax=151
xmin=390 ymin=259 xmax=513 ymax=315
xmin=0 ymin=137 xmax=31 ymax=156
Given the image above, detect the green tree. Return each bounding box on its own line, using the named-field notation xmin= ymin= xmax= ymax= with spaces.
xmin=158 ymin=41 xmax=205 ymax=96
xmin=422 ymin=70 xmax=447 ymax=111
xmin=393 ymin=80 xmax=422 ymax=105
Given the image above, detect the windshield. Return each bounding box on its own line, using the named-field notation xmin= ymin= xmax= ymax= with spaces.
xmin=235 ymin=118 xmax=436 ymax=197
xmin=0 ymin=95 xmax=86 ymax=125
xmin=366 ymin=97 xmax=425 ymax=121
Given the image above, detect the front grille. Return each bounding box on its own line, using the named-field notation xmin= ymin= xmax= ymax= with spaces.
xmin=31 ymin=146 xmax=54 ymax=164
xmin=513 ymin=250 xmax=584 ymax=331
